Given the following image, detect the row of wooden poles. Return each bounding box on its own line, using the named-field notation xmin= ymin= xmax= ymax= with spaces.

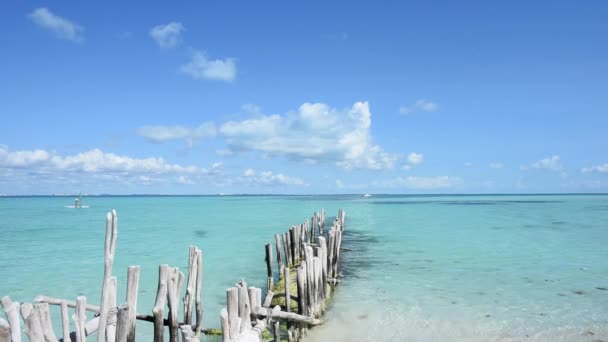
xmin=0 ymin=210 xmax=205 ymax=342
xmin=220 ymin=209 xmax=346 ymax=342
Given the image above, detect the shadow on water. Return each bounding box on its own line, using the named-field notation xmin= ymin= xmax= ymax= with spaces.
xmin=194 ymin=229 xmax=208 ymax=238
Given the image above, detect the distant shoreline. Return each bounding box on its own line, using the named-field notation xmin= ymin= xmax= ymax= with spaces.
xmin=1 ymin=193 xmax=607 ymax=197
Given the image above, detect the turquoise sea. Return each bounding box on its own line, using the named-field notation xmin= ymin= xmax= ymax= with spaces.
xmin=1 ymin=194 xmax=607 ymax=341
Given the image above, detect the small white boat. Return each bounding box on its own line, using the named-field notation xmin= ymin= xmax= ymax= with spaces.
xmin=363 ymin=194 xmax=372 ymax=197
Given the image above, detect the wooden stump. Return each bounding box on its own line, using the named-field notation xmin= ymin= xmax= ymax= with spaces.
xmin=1 ymin=296 xmax=21 ymax=342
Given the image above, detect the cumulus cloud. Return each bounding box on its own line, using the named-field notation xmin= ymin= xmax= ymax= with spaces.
xmin=526 ymin=155 xmax=562 ymax=171
xmin=242 ymin=168 xmax=305 ymax=186
xmin=137 ymin=122 xmax=216 ymax=147
xmin=402 ymin=152 xmax=423 ymax=170
xmin=0 ymin=146 xmax=221 ymax=176
xmin=489 ymin=162 xmax=504 ymax=169
xmin=150 ymin=22 xmax=185 ymax=48
xmin=375 ymin=176 xmax=461 ymax=189
xmin=220 ymin=101 xmax=398 ymax=170
xmin=28 ymin=7 xmax=83 ymax=42
xmin=581 ymin=163 xmax=608 ymax=174
xmin=180 ymin=51 xmax=236 ymax=81
xmin=399 ymin=99 xmax=439 ymax=114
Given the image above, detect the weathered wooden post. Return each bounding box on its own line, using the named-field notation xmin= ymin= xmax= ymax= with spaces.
xmin=296 ymin=262 xmax=307 ymax=316
xmin=98 ymin=210 xmax=117 ymax=342
xmin=0 ymin=318 xmax=9 ymax=342
xmin=106 ymin=277 xmax=117 ymax=342
xmin=34 ymin=302 xmax=58 ymax=342
xmin=125 ymin=266 xmax=139 ymax=342
xmin=115 ymin=303 xmax=129 ymax=342
xmin=60 ymin=302 xmax=70 ymax=342
xmin=1 ymin=296 xmax=21 ymax=342
xmin=226 ymin=287 xmax=239 ymax=339
xmin=283 ymin=267 xmax=291 ymax=313
xmin=20 ymin=303 xmax=44 ymax=342
xmin=283 ymin=233 xmax=292 ymax=267
xmin=167 ymin=267 xmax=184 ymax=342
xmin=183 ymin=247 xmax=198 ymax=325
xmin=74 ymin=296 xmax=87 ymax=342
xmin=265 ymin=243 xmax=274 ymax=290
xmin=275 ymin=234 xmax=284 ymax=277
xmin=195 ymin=248 xmax=203 ymax=334
xmin=153 ymin=265 xmax=168 ymax=342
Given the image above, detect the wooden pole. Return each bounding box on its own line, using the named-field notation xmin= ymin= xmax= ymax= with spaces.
xmin=166 ymin=267 xmax=181 ymax=342
xmin=153 ymin=265 xmax=168 ymax=342
xmin=265 ymin=243 xmax=274 ymax=290
xmin=252 ymin=306 xmax=321 ymax=325
xmin=98 ymin=210 xmax=117 ymax=342
xmin=194 ymin=248 xmax=203 ymax=334
xmin=283 ymin=267 xmax=291 ymax=313
xmin=275 ymin=234 xmax=284 ymax=278
xmin=106 ymin=277 xmax=117 ymax=342
xmin=34 ymin=303 xmax=58 ymax=342
xmin=115 ymin=304 xmax=129 ymax=342
xmin=74 ymin=296 xmax=87 ymax=342
xmin=179 ymin=325 xmax=195 ymax=342
xmin=273 ymin=320 xmax=280 ymax=342
xmin=125 ymin=266 xmax=139 ymax=342
xmin=1 ymin=296 xmax=21 ymax=342
xmin=60 ymin=302 xmax=70 ymax=342
xmin=283 ymin=233 xmax=292 ymax=267
xmin=296 ymin=262 xmax=307 ymax=316
xmin=183 ymin=247 xmax=197 ymax=325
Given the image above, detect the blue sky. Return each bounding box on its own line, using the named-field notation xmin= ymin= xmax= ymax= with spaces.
xmin=1 ymin=1 xmax=607 ymax=194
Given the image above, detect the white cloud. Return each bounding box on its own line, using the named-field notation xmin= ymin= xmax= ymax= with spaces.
xmin=137 ymin=122 xmax=216 ymax=147
xmin=220 ymin=101 xmax=398 ymax=170
xmin=242 ymin=169 xmax=305 ymax=186
xmin=407 ymin=152 xmax=424 ymax=165
xmin=180 ymin=51 xmax=236 ymax=82
xmin=489 ymin=162 xmax=504 ymax=169
xmin=0 ymin=146 xmax=218 ymax=176
xmin=581 ymin=163 xmax=608 ymax=174
xmin=399 ymin=99 xmax=439 ymax=114
xmin=177 ymin=175 xmax=194 ymax=184
xmin=375 ymin=176 xmax=461 ymax=189
xmin=28 ymin=7 xmax=83 ymax=42
xmin=530 ymin=155 xmax=562 ymax=171
xmin=150 ymin=22 xmax=185 ymax=48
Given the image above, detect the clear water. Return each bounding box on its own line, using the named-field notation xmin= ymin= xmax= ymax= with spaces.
xmin=1 ymin=195 xmax=607 ymax=341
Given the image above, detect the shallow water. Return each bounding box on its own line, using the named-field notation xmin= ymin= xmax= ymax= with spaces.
xmin=1 ymin=194 xmax=607 ymax=341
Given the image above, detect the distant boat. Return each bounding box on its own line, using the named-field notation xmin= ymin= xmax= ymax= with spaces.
xmin=65 ymin=192 xmax=90 ymax=208
xmin=363 ymin=194 xmax=372 ymax=197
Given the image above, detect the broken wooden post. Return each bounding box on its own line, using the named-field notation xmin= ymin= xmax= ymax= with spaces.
xmin=125 ymin=266 xmax=139 ymax=342
xmin=274 ymin=234 xmax=284 ymax=278
xmin=34 ymin=302 xmax=58 ymax=342
xmin=194 ymin=248 xmax=203 ymax=334
xmin=183 ymin=247 xmax=198 ymax=325
xmin=248 ymin=287 xmax=261 ymax=310
xmin=265 ymin=243 xmax=274 ymax=290
xmin=262 ymin=291 xmax=274 ymax=308
xmin=179 ymin=325 xmax=195 ymax=342
xmin=98 ymin=210 xmax=117 ymax=342
xmin=153 ymin=265 xmax=168 ymax=342
xmin=20 ymin=303 xmax=44 ymax=342
xmin=74 ymin=296 xmax=87 ymax=342
xmin=219 ymin=308 xmax=229 ymax=339
xmin=115 ymin=303 xmax=129 ymax=342
xmin=0 ymin=318 xmax=9 ymax=342
xmin=226 ymin=287 xmax=239 ymax=339
xmin=1 ymin=296 xmax=21 ymax=342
